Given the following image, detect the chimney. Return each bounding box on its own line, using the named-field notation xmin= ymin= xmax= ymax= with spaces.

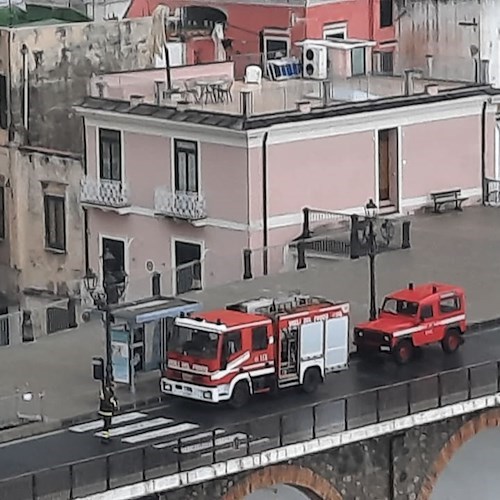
xmin=129 ymin=94 xmax=144 ymax=107
xmin=322 ymin=80 xmax=332 ymax=107
xmin=425 ymin=55 xmax=433 ymax=78
xmin=176 ymin=100 xmax=189 ymax=112
xmin=425 ymin=84 xmax=439 ymax=96
xmin=408 ymin=283 xmax=414 ymax=290
xmin=403 ymin=69 xmax=415 ymax=96
xmin=154 ymin=80 xmax=165 ymax=105
xmin=296 ymin=100 xmax=311 ymax=113
xmin=95 ymin=81 xmax=105 ymax=98
xmin=239 ymin=90 xmax=254 ymax=117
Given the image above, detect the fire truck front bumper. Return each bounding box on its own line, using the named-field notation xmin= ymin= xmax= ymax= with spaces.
xmin=354 ymin=329 xmax=393 ymax=353
xmin=160 ymin=377 xmax=228 ymax=403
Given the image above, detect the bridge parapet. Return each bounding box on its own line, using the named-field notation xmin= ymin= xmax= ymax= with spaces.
xmin=0 ymin=360 xmax=500 ymax=499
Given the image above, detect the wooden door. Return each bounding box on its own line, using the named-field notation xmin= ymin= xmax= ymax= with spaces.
xmin=378 ymin=130 xmax=390 ymax=202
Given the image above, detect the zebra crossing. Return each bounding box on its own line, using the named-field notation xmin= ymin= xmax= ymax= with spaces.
xmin=68 ymin=411 xmax=268 ymax=454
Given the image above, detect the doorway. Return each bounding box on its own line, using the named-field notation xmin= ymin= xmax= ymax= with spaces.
xmin=101 ymin=237 xmax=126 ymax=304
xmin=174 ymin=240 xmax=202 ymax=294
xmin=378 ymin=128 xmax=399 ymax=209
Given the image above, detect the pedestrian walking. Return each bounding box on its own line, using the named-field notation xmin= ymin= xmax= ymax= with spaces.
xmin=98 ymin=384 xmax=118 ymax=443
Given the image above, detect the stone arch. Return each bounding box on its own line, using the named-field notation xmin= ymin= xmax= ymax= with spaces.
xmin=418 ymin=408 xmax=500 ymax=500
xmin=222 ymin=464 xmax=342 ymax=500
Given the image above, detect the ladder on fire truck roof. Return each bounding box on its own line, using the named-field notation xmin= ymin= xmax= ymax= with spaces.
xmin=227 ymin=293 xmax=331 ymax=316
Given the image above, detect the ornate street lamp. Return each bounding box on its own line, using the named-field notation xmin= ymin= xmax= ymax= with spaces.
xmin=365 ymin=199 xmax=378 ymax=321
xmin=84 ymin=265 xmax=128 ymax=390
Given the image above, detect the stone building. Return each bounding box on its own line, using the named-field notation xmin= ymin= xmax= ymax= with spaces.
xmin=0 ymin=8 xmax=156 ymax=342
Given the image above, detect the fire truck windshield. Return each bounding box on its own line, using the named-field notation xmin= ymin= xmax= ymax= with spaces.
xmin=170 ymin=326 xmax=219 ymax=359
xmin=382 ymin=298 xmax=419 ymax=316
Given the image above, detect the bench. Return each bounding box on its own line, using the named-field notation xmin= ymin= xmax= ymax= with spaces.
xmin=430 ymin=189 xmax=468 ymax=213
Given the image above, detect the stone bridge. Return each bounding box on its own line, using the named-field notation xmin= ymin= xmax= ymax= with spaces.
xmin=163 ymin=406 xmax=500 ymax=500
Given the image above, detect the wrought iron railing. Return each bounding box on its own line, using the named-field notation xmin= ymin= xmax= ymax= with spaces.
xmin=154 ymin=188 xmax=207 ymax=221
xmin=485 ymin=177 xmax=500 ymax=206
xmin=80 ymin=178 xmax=129 ymax=208
xmin=1 ymin=359 xmax=498 ymax=499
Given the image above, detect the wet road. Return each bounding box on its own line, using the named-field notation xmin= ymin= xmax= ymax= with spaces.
xmin=1 ymin=326 xmax=499 ymax=481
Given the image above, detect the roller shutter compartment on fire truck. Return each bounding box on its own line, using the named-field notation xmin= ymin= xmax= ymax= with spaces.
xmin=293 ymin=308 xmax=349 ymax=393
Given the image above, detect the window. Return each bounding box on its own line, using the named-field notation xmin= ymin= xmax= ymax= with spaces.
xmin=0 ymin=75 xmax=6 ymax=130
xmin=380 ymin=0 xmax=393 ymax=28
xmin=44 ymin=195 xmax=66 ymax=251
xmin=0 ymin=186 xmax=5 ymax=240
xmin=382 ymin=298 xmax=418 ymax=316
xmin=323 ymin=22 xmax=347 ymax=40
xmin=174 ymin=139 xmax=198 ymax=193
xmin=439 ymin=296 xmax=461 ymax=314
xmin=225 ymin=331 xmax=242 ymax=355
xmin=380 ymin=51 xmax=394 ymax=74
xmin=99 ymin=129 xmax=121 ymax=181
xmin=264 ymin=37 xmax=289 ymax=60
xmin=420 ymin=305 xmax=434 ymax=320
xmin=351 ymin=47 xmax=366 ymax=76
xmin=252 ymin=326 xmax=268 ymax=351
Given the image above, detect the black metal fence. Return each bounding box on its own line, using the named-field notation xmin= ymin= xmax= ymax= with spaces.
xmin=1 ymin=359 xmax=499 ymax=500
xmin=292 ymin=207 xmax=411 ymax=260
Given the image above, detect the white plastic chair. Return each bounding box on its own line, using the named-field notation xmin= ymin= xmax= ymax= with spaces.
xmin=244 ymin=65 xmax=262 ymax=85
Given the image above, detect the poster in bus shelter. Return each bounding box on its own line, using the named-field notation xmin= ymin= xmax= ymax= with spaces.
xmin=111 ymin=328 xmax=130 ymax=384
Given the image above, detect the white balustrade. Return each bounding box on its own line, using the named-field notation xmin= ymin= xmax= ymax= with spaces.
xmin=154 ymin=188 xmax=207 ymax=220
xmin=80 ymin=178 xmax=129 ymax=208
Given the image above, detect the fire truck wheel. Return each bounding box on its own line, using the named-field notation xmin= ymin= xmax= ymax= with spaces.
xmin=442 ymin=329 xmax=461 ymax=354
xmin=229 ymin=381 xmax=251 ymax=409
xmin=393 ymin=340 xmax=414 ymax=365
xmin=301 ymin=368 xmax=322 ymax=394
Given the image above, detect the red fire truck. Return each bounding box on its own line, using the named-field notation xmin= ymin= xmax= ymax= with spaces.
xmin=354 ymin=282 xmax=466 ymax=364
xmin=161 ymin=294 xmax=350 ymax=408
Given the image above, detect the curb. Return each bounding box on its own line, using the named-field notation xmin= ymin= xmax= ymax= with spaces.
xmin=0 ymin=394 xmax=170 ymax=444
xmin=1 ymin=317 xmax=500 ymax=444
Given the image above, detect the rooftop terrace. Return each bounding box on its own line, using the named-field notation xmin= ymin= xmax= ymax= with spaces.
xmin=83 ymin=41 xmax=498 ymax=128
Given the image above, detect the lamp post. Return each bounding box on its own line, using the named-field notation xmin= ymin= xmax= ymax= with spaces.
xmin=84 ymin=263 xmax=128 ymax=390
xmin=365 ymin=198 xmax=378 ymax=321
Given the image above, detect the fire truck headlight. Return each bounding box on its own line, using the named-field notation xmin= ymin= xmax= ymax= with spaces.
xmin=384 ymin=335 xmax=390 ymax=342
xmin=203 ymin=391 xmax=213 ymax=400
xmin=357 ymin=330 xmax=363 ymax=337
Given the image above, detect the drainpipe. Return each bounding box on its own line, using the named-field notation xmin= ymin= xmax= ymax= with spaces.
xmin=481 ymin=100 xmax=487 ymax=205
xmin=21 ymin=44 xmax=28 ymax=133
xmin=82 ymin=116 xmax=90 ymax=271
xmin=262 ymin=131 xmax=269 ymax=275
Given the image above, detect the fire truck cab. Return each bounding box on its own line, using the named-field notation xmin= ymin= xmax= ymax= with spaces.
xmin=354 ymin=282 xmax=466 ymax=364
xmin=161 ymin=294 xmax=350 ymax=408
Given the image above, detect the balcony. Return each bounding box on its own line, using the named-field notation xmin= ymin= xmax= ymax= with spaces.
xmin=154 ymin=188 xmax=207 ymax=221
xmin=80 ymin=177 xmax=130 ymax=209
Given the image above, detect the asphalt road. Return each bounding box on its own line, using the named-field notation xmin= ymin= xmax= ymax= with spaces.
xmin=1 ymin=326 xmax=500 ymax=482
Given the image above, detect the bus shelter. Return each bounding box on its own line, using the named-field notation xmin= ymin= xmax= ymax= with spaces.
xmin=108 ymin=296 xmax=202 ymax=393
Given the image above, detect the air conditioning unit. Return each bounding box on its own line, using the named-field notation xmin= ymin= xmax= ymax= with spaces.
xmin=303 ymin=45 xmax=328 ymax=80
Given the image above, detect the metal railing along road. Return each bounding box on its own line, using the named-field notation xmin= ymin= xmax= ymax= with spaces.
xmin=1 ymin=359 xmax=499 ymax=499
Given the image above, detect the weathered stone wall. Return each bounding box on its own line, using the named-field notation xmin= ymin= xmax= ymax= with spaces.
xmin=7 ymin=146 xmax=84 ymax=307
xmin=395 ymin=0 xmax=477 ymax=81
xmin=162 ymin=410 xmax=494 ymax=500
xmin=6 ymin=17 xmax=155 ymax=153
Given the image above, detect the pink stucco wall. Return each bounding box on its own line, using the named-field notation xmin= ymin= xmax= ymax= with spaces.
xmin=402 ymin=115 xmax=482 ymax=198
xmin=266 ymin=131 xmax=375 ymax=216
xmin=125 ymin=132 xmax=170 ymax=208
xmin=200 ymin=144 xmax=248 ymax=223
xmin=88 ymin=210 xmax=248 ymax=297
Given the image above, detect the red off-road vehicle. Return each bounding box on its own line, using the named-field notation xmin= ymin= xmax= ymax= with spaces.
xmin=354 ymin=282 xmax=466 ymax=364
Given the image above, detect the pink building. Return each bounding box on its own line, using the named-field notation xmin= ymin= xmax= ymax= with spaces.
xmin=75 ymin=54 xmax=500 ymax=300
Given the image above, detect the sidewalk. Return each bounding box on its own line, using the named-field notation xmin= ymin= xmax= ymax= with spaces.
xmin=1 ymin=206 xmax=500 ymax=436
